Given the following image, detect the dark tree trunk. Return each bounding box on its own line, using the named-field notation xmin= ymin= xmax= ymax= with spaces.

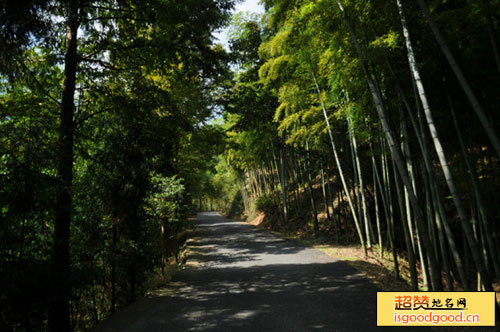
xmin=279 ymin=146 xmax=288 ymax=224
xmin=111 ymin=218 xmax=117 ymax=314
xmin=49 ymin=2 xmax=79 ymax=331
xmin=305 ymin=141 xmax=319 ymax=234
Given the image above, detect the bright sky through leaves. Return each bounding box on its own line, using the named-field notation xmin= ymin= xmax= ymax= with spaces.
xmin=214 ymin=0 xmax=264 ymax=49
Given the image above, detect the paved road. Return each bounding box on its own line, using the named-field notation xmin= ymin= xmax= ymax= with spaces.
xmin=93 ymin=212 xmax=382 ymax=331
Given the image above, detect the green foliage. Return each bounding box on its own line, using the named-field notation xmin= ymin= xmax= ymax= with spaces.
xmin=370 ymin=30 xmax=401 ymax=50
xmin=3 ymin=0 xmax=500 ymax=329
xmin=0 ymin=0 xmax=237 ymax=330
xmin=209 ymin=0 xmax=500 ymax=297
xmin=255 ymin=193 xmax=280 ymax=215
xmin=148 ymin=175 xmax=185 ymax=221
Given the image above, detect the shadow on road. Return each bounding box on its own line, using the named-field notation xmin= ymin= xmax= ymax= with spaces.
xmin=94 ymin=212 xmax=454 ymax=331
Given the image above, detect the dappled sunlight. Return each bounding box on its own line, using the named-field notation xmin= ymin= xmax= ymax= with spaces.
xmin=134 ymin=260 xmax=375 ymax=331
xmin=94 ymin=212 xmax=383 ymax=331
xmin=187 ymin=212 xmax=338 ymax=269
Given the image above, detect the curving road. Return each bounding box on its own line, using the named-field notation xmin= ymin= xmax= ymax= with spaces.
xmin=94 ymin=212 xmax=380 ymax=331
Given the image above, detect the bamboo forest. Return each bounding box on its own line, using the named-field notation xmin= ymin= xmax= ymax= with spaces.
xmin=1 ymin=0 xmax=500 ymax=331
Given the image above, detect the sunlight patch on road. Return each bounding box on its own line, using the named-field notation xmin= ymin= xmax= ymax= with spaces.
xmin=231 ymin=310 xmax=257 ymax=319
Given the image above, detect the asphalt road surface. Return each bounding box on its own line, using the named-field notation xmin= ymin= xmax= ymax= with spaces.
xmin=92 ymin=212 xmax=407 ymax=331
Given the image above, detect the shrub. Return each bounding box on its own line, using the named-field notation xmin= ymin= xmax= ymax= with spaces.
xmin=254 ymin=193 xmax=279 ymax=215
